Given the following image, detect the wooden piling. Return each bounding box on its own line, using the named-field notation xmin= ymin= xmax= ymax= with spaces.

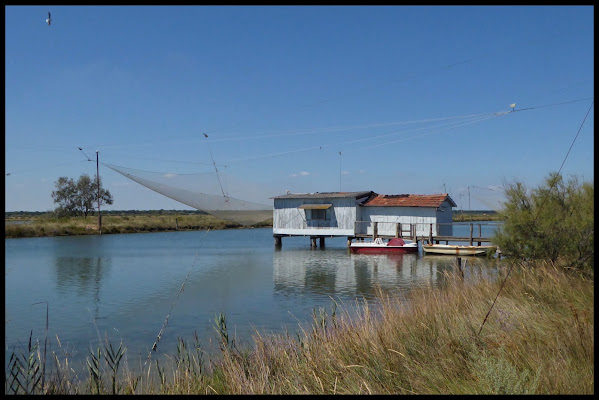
xmin=373 ymin=222 xmax=378 ymax=240
xmin=320 ymin=237 xmax=325 ymax=248
xmin=429 ymin=223 xmax=433 ymax=244
xmin=469 ymin=223 xmax=473 ymax=246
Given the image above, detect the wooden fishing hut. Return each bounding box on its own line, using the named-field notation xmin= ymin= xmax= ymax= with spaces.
xmin=271 ymin=191 xmax=456 ymax=248
xmin=359 ymin=193 xmax=456 ymax=241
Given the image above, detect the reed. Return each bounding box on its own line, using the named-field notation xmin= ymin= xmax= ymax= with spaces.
xmin=5 ymin=261 xmax=593 ymax=394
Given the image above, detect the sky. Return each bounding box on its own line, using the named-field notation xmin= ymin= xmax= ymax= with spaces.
xmin=5 ymin=5 xmax=594 ymax=212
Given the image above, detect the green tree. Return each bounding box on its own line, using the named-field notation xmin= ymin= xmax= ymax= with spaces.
xmin=51 ymin=174 xmax=114 ymax=217
xmin=493 ymin=172 xmax=593 ymax=269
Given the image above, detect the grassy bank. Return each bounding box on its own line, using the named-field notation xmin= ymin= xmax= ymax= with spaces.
xmin=4 ymin=212 xmax=273 ymax=238
xmin=452 ymin=210 xmax=500 ymax=222
xmin=7 ymin=261 xmax=593 ymax=394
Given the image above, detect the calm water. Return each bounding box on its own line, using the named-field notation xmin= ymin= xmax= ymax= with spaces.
xmin=5 ymin=223 xmax=500 ymax=372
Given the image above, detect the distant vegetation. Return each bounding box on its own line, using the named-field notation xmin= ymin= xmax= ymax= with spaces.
xmin=51 ymin=174 xmax=113 ymax=218
xmin=452 ymin=210 xmax=499 ymax=222
xmin=6 ymin=209 xmax=490 ymax=238
xmin=5 ymin=211 xmax=272 ymax=238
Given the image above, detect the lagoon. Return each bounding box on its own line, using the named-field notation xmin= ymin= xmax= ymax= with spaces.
xmin=5 ymin=224 xmax=500 ymax=372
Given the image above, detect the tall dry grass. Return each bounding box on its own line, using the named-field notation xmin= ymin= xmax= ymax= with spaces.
xmin=188 ymin=261 xmax=592 ymax=395
xmin=6 ymin=261 xmax=593 ymax=394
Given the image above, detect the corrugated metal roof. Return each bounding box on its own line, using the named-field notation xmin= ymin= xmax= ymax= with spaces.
xmin=298 ymin=204 xmax=333 ymax=209
xmin=271 ymin=191 xmax=373 ymax=200
xmin=363 ymin=193 xmax=457 ymax=208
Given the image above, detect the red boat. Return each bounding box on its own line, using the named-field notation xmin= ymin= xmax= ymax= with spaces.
xmin=350 ymin=237 xmax=418 ymax=254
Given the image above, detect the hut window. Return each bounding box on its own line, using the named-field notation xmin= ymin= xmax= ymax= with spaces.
xmin=311 ymin=209 xmax=327 ymax=220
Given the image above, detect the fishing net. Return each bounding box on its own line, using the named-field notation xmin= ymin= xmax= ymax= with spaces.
xmin=104 ymin=163 xmax=274 ymax=226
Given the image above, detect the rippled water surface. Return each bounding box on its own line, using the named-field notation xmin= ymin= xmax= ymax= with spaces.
xmin=5 ymin=224 xmax=500 ymax=371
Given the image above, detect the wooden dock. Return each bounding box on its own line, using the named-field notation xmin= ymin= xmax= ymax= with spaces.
xmin=353 ymin=234 xmax=493 ymax=246
xmin=274 ymin=221 xmax=496 ymax=248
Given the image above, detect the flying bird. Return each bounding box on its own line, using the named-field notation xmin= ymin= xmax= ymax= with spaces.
xmin=46 ymin=11 xmax=52 ymax=26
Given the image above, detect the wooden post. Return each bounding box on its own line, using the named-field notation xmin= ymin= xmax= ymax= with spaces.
xmin=372 ymin=222 xmax=378 ymax=240
xmin=456 ymin=257 xmax=464 ymax=279
xmin=320 ymin=237 xmax=325 ymax=248
xmin=429 ymin=223 xmax=433 ymax=244
xmin=274 ymin=236 xmax=282 ymax=247
xmin=469 ymin=223 xmax=473 ymax=246
xmin=347 ymin=237 xmax=352 ymax=248
xmin=395 ymin=223 xmax=400 ymax=238
xmin=311 ymin=237 xmax=317 ymax=248
xmin=175 ymin=218 xmax=179 ymax=230
xmin=398 ymin=223 xmax=402 ymax=238
xmin=478 ymin=224 xmax=482 ymax=238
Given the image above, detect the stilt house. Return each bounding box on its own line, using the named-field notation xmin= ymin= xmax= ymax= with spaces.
xmin=271 ymin=191 xmax=456 ymax=241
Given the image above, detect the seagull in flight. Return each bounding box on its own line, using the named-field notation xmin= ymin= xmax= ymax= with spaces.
xmin=46 ymin=11 xmax=52 ymax=26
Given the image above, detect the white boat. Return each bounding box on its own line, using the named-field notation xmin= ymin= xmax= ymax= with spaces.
xmin=350 ymin=237 xmax=418 ymax=254
xmin=422 ymin=243 xmax=497 ymax=256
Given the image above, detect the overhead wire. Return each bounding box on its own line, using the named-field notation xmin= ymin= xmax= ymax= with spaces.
xmin=477 ymin=99 xmax=594 ymax=337
xmin=222 ymin=110 xmax=506 ymax=165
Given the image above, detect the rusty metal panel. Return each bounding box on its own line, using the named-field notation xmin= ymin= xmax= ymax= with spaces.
xmin=298 ymin=204 xmax=333 ymax=209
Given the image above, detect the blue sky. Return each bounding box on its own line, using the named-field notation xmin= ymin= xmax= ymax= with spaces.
xmin=5 ymin=5 xmax=594 ymax=212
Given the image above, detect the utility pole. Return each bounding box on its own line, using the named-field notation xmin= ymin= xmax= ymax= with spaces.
xmin=468 ymin=186 xmax=472 ymax=221
xmin=339 ymin=151 xmax=342 ymax=192
xmin=96 ymin=150 xmax=101 ymax=235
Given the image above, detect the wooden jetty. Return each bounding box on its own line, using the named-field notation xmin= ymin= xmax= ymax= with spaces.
xmin=274 ymin=221 xmax=496 ymax=248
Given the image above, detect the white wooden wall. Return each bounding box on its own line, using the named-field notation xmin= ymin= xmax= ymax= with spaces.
xmin=359 ymin=200 xmax=454 ymax=237
xmin=273 ymin=197 xmax=358 ymax=236
xmin=273 ymin=198 xmax=454 ymax=237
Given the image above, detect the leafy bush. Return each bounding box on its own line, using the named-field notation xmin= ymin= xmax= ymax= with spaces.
xmin=493 ymin=172 xmax=593 ymax=269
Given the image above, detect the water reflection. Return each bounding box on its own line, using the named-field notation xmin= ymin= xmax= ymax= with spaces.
xmin=54 ymin=257 xmax=110 ymax=297
xmin=53 ymin=256 xmax=111 ymax=325
xmin=272 ymin=249 xmax=469 ymax=300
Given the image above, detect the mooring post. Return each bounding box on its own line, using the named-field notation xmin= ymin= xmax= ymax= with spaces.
xmin=395 ymin=223 xmax=400 ymax=238
xmin=456 ymin=257 xmax=464 ymax=279
xmin=429 ymin=223 xmax=433 ymax=244
xmin=274 ymin=236 xmax=282 ymax=248
xmin=469 ymin=223 xmax=473 ymax=246
xmin=320 ymin=237 xmax=325 ymax=249
xmin=372 ymin=222 xmax=378 ymax=240
xmin=398 ymin=223 xmax=402 ymax=238
xmin=347 ymin=237 xmax=352 ymax=248
xmin=175 ymin=218 xmax=178 ymax=230
xmin=311 ymin=237 xmax=317 ymax=248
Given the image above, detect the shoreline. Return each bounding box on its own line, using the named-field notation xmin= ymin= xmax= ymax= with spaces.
xmin=5 ymin=210 xmax=499 ymax=239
